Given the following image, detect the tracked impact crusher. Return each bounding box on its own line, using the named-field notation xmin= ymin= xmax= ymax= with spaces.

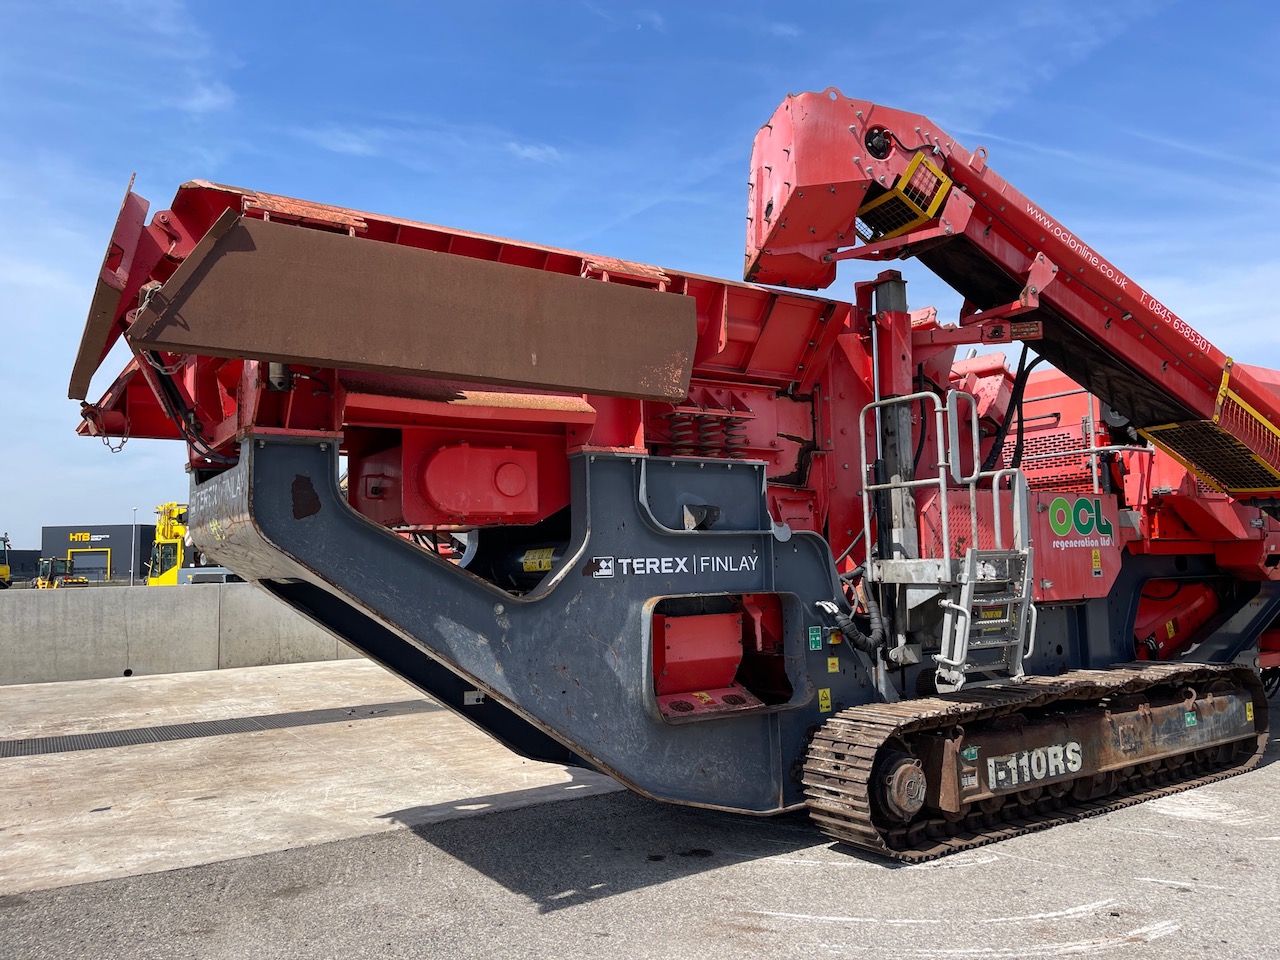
xmin=72 ymin=90 xmax=1280 ymax=860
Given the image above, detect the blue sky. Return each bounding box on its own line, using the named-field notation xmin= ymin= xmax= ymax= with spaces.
xmin=1 ymin=0 xmax=1277 ymax=547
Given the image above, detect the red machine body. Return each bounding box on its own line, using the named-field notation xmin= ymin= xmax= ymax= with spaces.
xmin=66 ymin=90 xmax=1280 ymax=860
xmin=74 ymin=167 xmax=1280 ymax=665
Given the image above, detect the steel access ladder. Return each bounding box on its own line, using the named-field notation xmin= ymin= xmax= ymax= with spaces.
xmin=860 ymin=390 xmax=1038 ymax=692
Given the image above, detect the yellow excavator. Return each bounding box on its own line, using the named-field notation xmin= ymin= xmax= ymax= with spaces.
xmin=146 ymin=502 xmax=240 ymax=585
xmin=145 ymin=502 xmax=189 ymax=586
xmin=35 ymin=556 xmax=90 ymax=589
xmin=0 ymin=533 xmax=10 ymax=589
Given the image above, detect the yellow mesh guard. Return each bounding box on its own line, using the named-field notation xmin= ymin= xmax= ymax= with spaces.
xmin=854 ymin=153 xmax=952 ymax=243
xmin=1138 ymin=364 xmax=1280 ymax=495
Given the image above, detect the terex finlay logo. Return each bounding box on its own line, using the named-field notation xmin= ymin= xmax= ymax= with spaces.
xmin=587 ymin=553 xmax=760 ymax=578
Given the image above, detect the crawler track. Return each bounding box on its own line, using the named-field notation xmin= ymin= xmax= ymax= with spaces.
xmin=804 ymin=663 xmax=1269 ymax=862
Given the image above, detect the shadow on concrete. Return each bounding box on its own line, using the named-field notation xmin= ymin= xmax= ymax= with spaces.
xmin=376 ymin=766 xmax=620 ymax=829
xmin=379 ymin=785 xmax=885 ymax=914
xmin=1259 ymin=697 xmax=1280 ymax=769
xmin=377 ymin=698 xmax=1280 ymax=912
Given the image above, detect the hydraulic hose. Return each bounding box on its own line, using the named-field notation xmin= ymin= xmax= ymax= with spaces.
xmin=816 ymin=596 xmax=885 ymax=656
xmin=980 ymin=345 xmax=1045 ymax=474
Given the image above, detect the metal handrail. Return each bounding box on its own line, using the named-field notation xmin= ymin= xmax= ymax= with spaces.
xmin=935 ymin=600 xmax=971 ymax=669
xmin=986 ymin=467 xmax=1030 ymax=552
xmin=858 ymin=391 xmax=953 ymax=570
xmin=1004 ymin=381 xmax=1154 ymax=494
xmin=858 ymin=389 xmax=1035 ymax=573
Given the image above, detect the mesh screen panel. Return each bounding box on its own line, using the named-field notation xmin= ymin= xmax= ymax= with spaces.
xmin=1148 ymin=419 xmax=1280 ymax=492
xmin=1000 ymin=432 xmax=1095 ymax=492
xmin=1218 ymin=393 xmax=1280 ymax=474
xmin=855 ymin=197 xmax=919 ymax=242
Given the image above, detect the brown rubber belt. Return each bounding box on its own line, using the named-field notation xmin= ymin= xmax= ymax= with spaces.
xmin=803 ymin=663 xmax=1268 ymax=862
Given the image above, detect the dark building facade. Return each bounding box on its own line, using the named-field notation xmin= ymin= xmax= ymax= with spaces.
xmin=7 ymin=549 xmax=40 ymax=582
xmin=40 ymin=525 xmax=154 ymax=582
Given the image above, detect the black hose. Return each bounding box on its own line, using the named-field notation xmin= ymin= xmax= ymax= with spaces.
xmin=912 ymin=364 xmax=928 ymax=479
xmin=831 ymin=592 xmax=886 ymax=655
xmin=1008 ymin=357 xmax=1045 ymax=469
xmin=146 ymin=352 xmax=237 ymax=465
xmin=980 ymin=345 xmax=1045 ymax=474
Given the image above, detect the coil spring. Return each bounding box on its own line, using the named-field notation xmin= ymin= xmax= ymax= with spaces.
xmin=698 ymin=415 xmax=725 ymax=455
xmin=724 ymin=418 xmax=748 ymax=458
xmin=667 ymin=412 xmax=697 ymax=456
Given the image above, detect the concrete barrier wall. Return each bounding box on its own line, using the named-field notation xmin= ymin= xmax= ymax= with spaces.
xmin=0 ymin=583 xmax=361 ymax=685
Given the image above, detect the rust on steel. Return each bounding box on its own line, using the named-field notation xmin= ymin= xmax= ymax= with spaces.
xmin=126 ymin=214 xmax=697 ymax=401
xmin=69 ymin=178 xmax=149 ymax=401
xmin=804 ymin=662 xmax=1268 ymax=862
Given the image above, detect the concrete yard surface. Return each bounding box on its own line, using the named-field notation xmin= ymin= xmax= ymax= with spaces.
xmin=1 ymin=662 xmax=1278 ymax=959
xmin=0 ymin=660 xmax=619 ymax=894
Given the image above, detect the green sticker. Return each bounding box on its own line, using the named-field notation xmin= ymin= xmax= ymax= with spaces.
xmin=808 ymin=626 xmax=823 ymax=651
xmin=1185 ymin=711 xmax=1198 ymax=727
xmin=961 ymin=745 xmax=979 ymax=762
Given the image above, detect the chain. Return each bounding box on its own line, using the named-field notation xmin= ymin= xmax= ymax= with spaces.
xmin=100 ymin=416 xmax=130 ymax=454
xmin=135 ymin=285 xmax=185 ymax=376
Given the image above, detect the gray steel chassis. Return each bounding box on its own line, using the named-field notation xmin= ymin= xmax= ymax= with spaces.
xmin=188 ymin=436 xmax=873 ymax=813
xmin=186 ymin=437 xmax=1280 ymax=816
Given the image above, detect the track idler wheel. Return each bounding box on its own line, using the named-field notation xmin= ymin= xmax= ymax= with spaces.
xmin=878 ymin=752 xmax=927 ymax=822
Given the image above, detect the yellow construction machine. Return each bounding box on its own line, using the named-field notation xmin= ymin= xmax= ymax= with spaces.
xmin=145 ymin=502 xmax=189 ymax=586
xmin=35 ymin=557 xmax=90 ymax=589
xmin=145 ymin=502 xmax=240 ymax=585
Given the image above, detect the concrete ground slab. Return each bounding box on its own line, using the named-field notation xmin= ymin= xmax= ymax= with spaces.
xmin=4 ymin=745 xmax=1280 ymax=960
xmin=0 ymin=659 xmax=407 ymax=739
xmin=1 ymin=664 xmax=1278 ymax=959
xmin=0 ymin=661 xmax=619 ymax=894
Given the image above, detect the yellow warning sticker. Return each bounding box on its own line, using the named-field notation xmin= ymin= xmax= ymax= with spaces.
xmin=521 ymin=547 xmax=555 ymax=573
xmin=818 ymin=688 xmax=832 ymax=712
xmin=1247 ymin=702 xmax=1255 ymax=722
xmin=1091 ymin=548 xmax=1103 ymax=579
xmin=693 ymin=691 xmax=715 ymax=704
xmin=827 ymin=656 xmax=840 ymax=674
xmin=1165 ymin=620 xmax=1176 ymax=640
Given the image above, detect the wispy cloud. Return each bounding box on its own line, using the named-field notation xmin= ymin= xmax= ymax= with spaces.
xmin=579 ymin=0 xmax=620 ymax=24
xmin=875 ymin=1 xmax=1172 ymax=129
xmin=764 ymin=22 xmax=801 ymax=38
xmin=579 ymin=2 xmax=665 ymax=32
xmin=635 ymin=10 xmax=665 ymax=31
xmin=4 ymin=1 xmax=239 ymax=125
xmin=1143 ymin=257 xmax=1280 ymax=357
xmin=295 ymin=124 xmax=390 ymax=157
xmin=1120 ymin=126 xmax=1273 ymax=178
xmin=174 ymin=78 xmax=235 ymax=114
xmin=506 ymin=141 xmax=562 ymax=163
xmin=288 ymin=118 xmax=566 ymax=172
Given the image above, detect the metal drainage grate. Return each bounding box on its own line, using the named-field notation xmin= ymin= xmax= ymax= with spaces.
xmin=0 ymin=698 xmax=437 ymax=759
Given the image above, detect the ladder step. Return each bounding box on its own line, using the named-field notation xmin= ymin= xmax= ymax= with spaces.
xmin=968 ymin=638 xmax=1022 ymax=650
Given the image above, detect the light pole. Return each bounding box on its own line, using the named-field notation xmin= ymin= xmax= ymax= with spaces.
xmin=131 ymin=507 xmax=138 ymax=586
